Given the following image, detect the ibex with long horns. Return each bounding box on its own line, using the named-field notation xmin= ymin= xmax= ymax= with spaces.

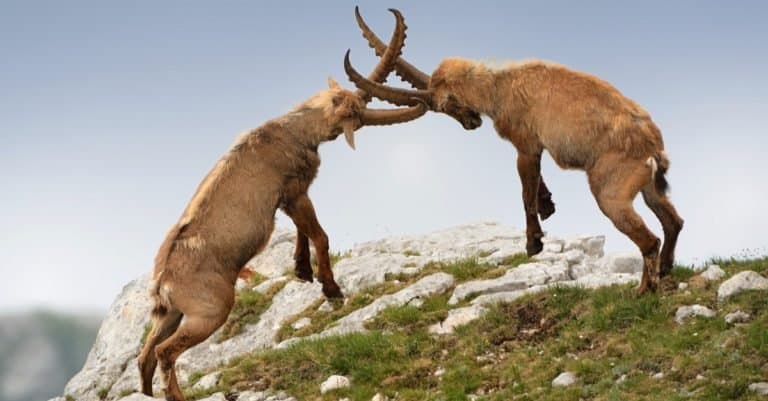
xmin=138 ymin=10 xmax=425 ymax=401
xmin=346 ymin=7 xmax=683 ymax=294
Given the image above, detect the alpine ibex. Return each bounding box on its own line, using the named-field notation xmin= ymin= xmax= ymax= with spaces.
xmin=346 ymin=8 xmax=683 ymax=294
xmin=138 ymin=10 xmax=425 ymax=401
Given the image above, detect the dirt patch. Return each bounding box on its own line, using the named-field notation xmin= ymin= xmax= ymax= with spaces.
xmin=487 ymin=298 xmax=563 ymax=346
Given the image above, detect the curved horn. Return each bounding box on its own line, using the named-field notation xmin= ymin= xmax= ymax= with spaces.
xmin=355 ymin=6 xmax=430 ymax=89
xmin=345 ymin=50 xmax=433 ymax=107
xmin=356 ymin=8 xmax=407 ymax=102
xmin=360 ymin=104 xmax=427 ymax=126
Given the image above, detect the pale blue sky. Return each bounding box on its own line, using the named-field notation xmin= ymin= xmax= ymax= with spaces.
xmin=2 ymin=1 xmax=767 ymax=312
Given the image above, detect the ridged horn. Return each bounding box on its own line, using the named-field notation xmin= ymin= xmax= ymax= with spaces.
xmin=355 ymin=6 xmax=430 ymax=89
xmin=345 ymin=50 xmax=433 ymax=107
xmin=356 ymin=8 xmax=407 ymax=102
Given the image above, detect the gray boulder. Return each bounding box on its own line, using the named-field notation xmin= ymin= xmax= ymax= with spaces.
xmin=675 ymin=305 xmax=716 ymax=324
xmin=718 ymin=271 xmax=768 ymax=301
xmin=64 ymin=275 xmax=153 ymax=401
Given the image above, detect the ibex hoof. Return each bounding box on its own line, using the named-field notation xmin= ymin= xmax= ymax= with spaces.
xmin=526 ymin=237 xmax=543 ymax=257
xmin=322 ymin=283 xmax=344 ymax=299
xmin=295 ymin=268 xmax=314 ymax=283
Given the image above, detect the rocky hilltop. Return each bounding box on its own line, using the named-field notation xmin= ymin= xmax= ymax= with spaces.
xmin=50 ymin=222 xmax=768 ymax=401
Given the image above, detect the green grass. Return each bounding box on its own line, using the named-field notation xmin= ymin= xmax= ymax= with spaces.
xmin=430 ymin=253 xmax=530 ymax=283
xmin=185 ymin=256 xmax=767 ymax=401
xmin=277 ymin=255 xmax=530 ymax=342
xmin=217 ymin=279 xmax=287 ymax=342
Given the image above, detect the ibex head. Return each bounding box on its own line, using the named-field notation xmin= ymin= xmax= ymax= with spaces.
xmin=320 ymin=76 xmax=426 ymax=150
xmin=344 ymin=7 xmax=483 ymax=131
xmin=320 ymin=8 xmax=427 ymax=149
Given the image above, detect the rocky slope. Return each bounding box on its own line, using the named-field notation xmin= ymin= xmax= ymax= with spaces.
xmin=49 ymin=222 xmax=768 ymax=401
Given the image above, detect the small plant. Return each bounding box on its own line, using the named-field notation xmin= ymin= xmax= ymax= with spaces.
xmin=217 ymin=280 xmax=287 ymax=342
xmin=187 ymin=371 xmax=204 ymax=386
xmin=499 ymin=252 xmax=530 ymax=267
xmin=140 ymin=323 xmax=152 ymax=346
xmin=477 ymin=248 xmax=497 ymax=258
xmin=403 ymin=249 xmax=421 ymax=257
xmin=97 ymin=387 xmax=109 ymax=400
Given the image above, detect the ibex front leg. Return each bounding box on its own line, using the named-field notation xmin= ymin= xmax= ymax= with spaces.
xmin=518 ymin=153 xmax=545 ymax=256
xmin=292 ymin=231 xmax=314 ymax=282
xmin=283 ymin=194 xmax=343 ymax=298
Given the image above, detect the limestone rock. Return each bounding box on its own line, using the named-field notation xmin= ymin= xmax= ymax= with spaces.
xmin=64 ymin=275 xmax=153 ymax=401
xmin=449 ymin=261 xmax=569 ymax=305
xmin=245 ymin=228 xmax=299 ymax=278
xmin=429 ymin=304 xmax=487 ymax=335
xmin=552 ymin=371 xmax=577 ymax=387
xmin=234 ymin=391 xmax=267 ymax=401
xmin=718 ymin=271 xmax=768 ymax=301
xmin=282 ymin=273 xmax=454 ymax=349
xmin=115 ymin=393 xmax=161 ymax=401
xmin=675 ymin=305 xmax=716 ymax=324
xmin=320 ymin=375 xmax=350 ymax=394
xmin=570 ymin=272 xmax=639 ymax=289
xmin=564 ymin=235 xmax=605 ymax=257
xmin=235 ymin=391 xmax=295 ymax=401
xmin=336 ymin=222 xmax=527 ymax=294
xmin=749 ymin=382 xmax=768 ymax=396
xmin=600 ymin=252 xmax=643 ymax=274
xmin=724 ymin=310 xmax=751 ymax=325
xmin=197 ymin=393 xmax=227 ymax=401
xmin=700 ymin=264 xmax=726 ymax=282
xmin=253 ymin=277 xmax=289 ymax=294
xmin=291 ymin=317 xmax=311 ymax=330
xmin=193 ymin=371 xmax=221 ymax=390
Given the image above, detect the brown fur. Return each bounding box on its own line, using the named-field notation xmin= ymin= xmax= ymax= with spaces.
xmin=429 ymin=58 xmax=684 ymax=294
xmin=138 ymin=86 xmax=376 ymax=401
xmin=347 ymin=8 xmax=681 ymax=293
xmin=138 ymin=8 xmax=423 ymax=399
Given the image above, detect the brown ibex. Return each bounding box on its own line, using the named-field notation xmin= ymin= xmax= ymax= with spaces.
xmin=138 ymin=10 xmax=425 ymax=401
xmin=346 ymin=8 xmax=683 ymax=294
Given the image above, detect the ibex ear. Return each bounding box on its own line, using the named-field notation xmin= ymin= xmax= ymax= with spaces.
xmin=327 ymin=76 xmax=341 ymax=90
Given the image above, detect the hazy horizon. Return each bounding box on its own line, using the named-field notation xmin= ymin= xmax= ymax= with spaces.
xmin=2 ymin=1 xmax=767 ymax=313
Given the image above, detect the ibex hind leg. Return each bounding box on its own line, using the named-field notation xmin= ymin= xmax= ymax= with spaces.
xmin=138 ymin=309 xmax=182 ymax=396
xmin=641 ymin=185 xmax=683 ymax=277
xmin=589 ymin=156 xmax=661 ymax=294
xmin=155 ymin=279 xmax=234 ymax=401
